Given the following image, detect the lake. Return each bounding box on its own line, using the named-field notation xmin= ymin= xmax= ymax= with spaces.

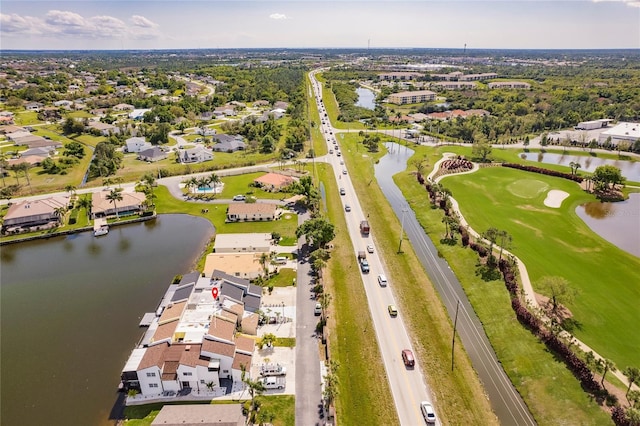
xmin=576 ymin=193 xmax=640 ymax=258
xmin=355 ymin=87 xmax=376 ymax=110
xmin=520 ymin=151 xmax=640 ymax=182
xmin=0 ymin=214 xmax=214 ymax=426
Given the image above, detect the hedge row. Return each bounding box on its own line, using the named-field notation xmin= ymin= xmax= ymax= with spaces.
xmin=502 ymin=163 xmax=584 ymax=183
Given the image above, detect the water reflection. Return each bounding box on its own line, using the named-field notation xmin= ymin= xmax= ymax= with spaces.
xmin=520 ymin=152 xmax=640 ymax=182
xmin=576 ymin=194 xmax=640 ymax=257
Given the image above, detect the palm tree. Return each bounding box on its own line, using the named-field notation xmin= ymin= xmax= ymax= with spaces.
xmin=65 ymin=185 xmax=77 ymax=197
xmin=624 ymin=367 xmax=640 ymax=396
xmin=598 ymin=358 xmax=617 ymax=387
xmin=141 ymin=173 xmax=156 ymax=206
xmin=53 ymin=206 xmax=67 ymax=225
xmin=106 ymin=188 xmax=123 ymax=219
xmin=209 ymin=173 xmax=220 ymax=197
xmin=0 ymin=152 xmax=8 ymax=187
xmin=77 ymin=195 xmax=92 ymax=221
xmin=196 ymin=176 xmax=209 ymax=192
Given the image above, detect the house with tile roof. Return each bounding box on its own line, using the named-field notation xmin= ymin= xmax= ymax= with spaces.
xmin=2 ymin=196 xmax=71 ymax=233
xmin=226 ymin=203 xmax=280 ymax=222
xmin=91 ymin=191 xmax=146 ymax=219
xmin=253 ymin=172 xmax=295 ymax=192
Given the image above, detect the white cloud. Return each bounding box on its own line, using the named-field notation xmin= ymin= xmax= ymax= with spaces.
xmin=0 ymin=10 xmax=160 ymax=40
xmin=269 ymin=13 xmax=288 ymax=20
xmin=592 ymin=0 xmax=640 ymax=6
xmin=131 ymin=15 xmax=159 ymax=28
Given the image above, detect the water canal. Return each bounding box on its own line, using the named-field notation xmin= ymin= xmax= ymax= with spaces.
xmin=520 ymin=151 xmax=640 ymax=182
xmin=0 ymin=214 xmax=214 ymax=426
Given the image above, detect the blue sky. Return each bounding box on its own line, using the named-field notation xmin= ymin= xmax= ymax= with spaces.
xmin=1 ymin=1 xmax=638 ymax=50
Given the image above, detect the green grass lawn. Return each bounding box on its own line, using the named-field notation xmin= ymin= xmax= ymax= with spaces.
xmin=65 ymin=110 xmax=93 ymax=119
xmin=394 ymin=168 xmax=613 ymax=425
xmin=267 ymin=268 xmax=296 ymax=287
xmin=219 ymin=172 xmax=288 ymax=200
xmin=441 ymin=166 xmax=640 ymax=370
xmin=13 ymin=111 xmax=42 ymax=126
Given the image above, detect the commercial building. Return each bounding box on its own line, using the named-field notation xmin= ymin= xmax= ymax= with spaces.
xmin=598 ymin=122 xmax=640 ymax=146
xmin=378 ymin=72 xmax=423 ymax=81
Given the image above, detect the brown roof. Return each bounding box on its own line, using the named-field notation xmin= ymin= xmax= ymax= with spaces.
xmin=241 ymin=313 xmax=259 ymax=336
xmin=3 ymin=196 xmax=69 ymax=222
xmin=220 ymin=310 xmax=238 ymax=324
xmin=232 ymin=352 xmax=252 ymax=371
xmin=161 ymin=361 xmax=179 ymax=380
xmin=207 ymin=315 xmax=236 ymax=342
xmin=159 ymin=301 xmax=187 ymax=325
xmin=178 ymin=344 xmax=207 ymax=367
xmin=202 ymin=339 xmax=236 ymax=358
xmin=227 ymin=203 xmax=276 ymax=216
xmin=138 ymin=343 xmax=169 ymax=370
xmin=225 ymin=302 xmax=244 ymax=319
xmin=235 ymin=335 xmax=255 ymax=354
xmin=152 ymin=320 xmax=179 ymax=342
xmin=92 ymin=190 xmax=146 ymax=216
xmin=253 ymin=172 xmax=294 ymax=188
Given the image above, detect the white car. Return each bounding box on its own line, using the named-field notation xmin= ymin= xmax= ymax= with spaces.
xmin=314 ymin=303 xmax=322 ymax=316
xmin=377 ymin=274 xmax=388 ymax=287
xmin=367 ymin=244 xmax=374 ymax=254
xmin=232 ymin=195 xmax=246 ymax=201
xmin=420 ymin=401 xmax=436 ymax=424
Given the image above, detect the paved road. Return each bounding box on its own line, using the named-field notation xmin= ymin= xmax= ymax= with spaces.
xmin=294 ymin=209 xmax=325 ymax=426
xmin=311 ymin=70 xmax=438 ymax=425
xmin=375 ymin=144 xmax=536 ymax=426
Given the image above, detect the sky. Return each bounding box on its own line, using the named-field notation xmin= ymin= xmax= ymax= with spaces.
xmin=0 ymin=1 xmax=639 ymax=50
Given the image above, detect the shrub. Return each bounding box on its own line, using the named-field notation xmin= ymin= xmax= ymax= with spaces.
xmin=502 ymin=163 xmax=583 ymax=183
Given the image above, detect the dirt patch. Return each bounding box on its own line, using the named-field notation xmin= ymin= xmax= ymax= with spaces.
xmin=535 ymin=293 xmax=574 ymax=323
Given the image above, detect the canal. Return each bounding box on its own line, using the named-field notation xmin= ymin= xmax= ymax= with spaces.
xmin=0 ymin=214 xmax=214 ymax=426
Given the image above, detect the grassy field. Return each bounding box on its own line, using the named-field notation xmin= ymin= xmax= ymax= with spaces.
xmin=316 ymin=74 xmax=365 ymax=131
xmin=13 ymin=111 xmax=42 ymax=126
xmin=441 ymin=166 xmax=640 ymax=370
xmin=218 ymin=172 xmax=289 ymax=200
xmin=394 ymin=167 xmax=613 ymax=424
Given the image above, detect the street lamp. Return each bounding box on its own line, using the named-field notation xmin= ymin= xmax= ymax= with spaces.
xmin=398 ymin=206 xmax=408 ymax=253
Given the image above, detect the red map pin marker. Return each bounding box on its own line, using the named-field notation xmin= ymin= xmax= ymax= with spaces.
xmin=212 ymin=287 xmax=219 ymax=299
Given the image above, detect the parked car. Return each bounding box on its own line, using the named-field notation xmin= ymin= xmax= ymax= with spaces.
xmin=232 ymin=195 xmax=246 ymax=201
xmin=260 ymin=363 xmax=287 ymax=376
xmin=388 ymin=305 xmax=398 ymax=317
xmin=420 ymin=401 xmax=436 ymax=424
xmin=402 ymin=349 xmax=415 ymax=368
xmin=261 ymin=376 xmax=285 ymax=390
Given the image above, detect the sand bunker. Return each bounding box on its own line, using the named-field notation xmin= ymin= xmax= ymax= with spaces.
xmin=544 ymin=190 xmax=569 ymax=208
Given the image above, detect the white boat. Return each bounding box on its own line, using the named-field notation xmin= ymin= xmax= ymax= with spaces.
xmin=94 ymin=225 xmax=109 ymax=237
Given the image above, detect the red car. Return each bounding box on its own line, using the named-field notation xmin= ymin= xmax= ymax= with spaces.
xmin=402 ymin=349 xmax=415 ymax=368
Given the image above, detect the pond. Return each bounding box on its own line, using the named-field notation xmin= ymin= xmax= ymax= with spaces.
xmin=520 ymin=151 xmax=640 ymax=182
xmin=0 ymin=215 xmax=215 ymax=426
xmin=576 ymin=193 xmax=640 ymax=257
xmin=355 ymin=87 xmax=376 ymax=110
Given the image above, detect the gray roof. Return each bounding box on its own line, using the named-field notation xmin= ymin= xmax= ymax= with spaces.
xmin=211 ymin=270 xmax=250 ymax=288
xmin=243 ymin=293 xmax=261 ymax=313
xmin=212 ymin=134 xmax=242 ymax=144
xmin=212 ymin=140 xmax=245 ymax=152
xmin=247 ymin=284 xmax=262 ymax=297
xmin=180 ymin=272 xmax=201 ymax=286
xmin=221 ymin=283 xmax=244 ymax=304
xmin=138 ymin=147 xmax=166 ymax=159
xmin=172 ymin=283 xmax=194 ymax=302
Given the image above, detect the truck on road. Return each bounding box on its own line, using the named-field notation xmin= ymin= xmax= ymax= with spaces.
xmin=261 ymin=376 xmax=286 ymax=390
xmin=360 ymin=220 xmax=370 ymax=236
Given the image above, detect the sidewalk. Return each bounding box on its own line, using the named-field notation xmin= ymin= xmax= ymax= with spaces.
xmin=430 ymin=153 xmax=638 ymax=393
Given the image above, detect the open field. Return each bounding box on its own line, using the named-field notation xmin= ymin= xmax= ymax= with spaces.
xmin=393 ymin=165 xmax=614 ymax=425
xmin=334 ymin=135 xmax=498 ymax=424
xmin=441 ymin=166 xmax=640 ymax=370
xmin=218 ymin=172 xmax=292 ymax=200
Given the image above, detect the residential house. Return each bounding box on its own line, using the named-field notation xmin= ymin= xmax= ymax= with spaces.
xmin=253 ymin=172 xmax=295 ymax=192
xmin=213 ymin=106 xmax=235 ymax=117
xmin=25 ymin=102 xmax=44 ymax=112
xmin=138 ymin=147 xmax=168 ymax=162
xmin=195 ymin=126 xmax=217 ymax=136
xmin=9 ymin=133 xmax=62 ymax=150
xmin=204 ymin=253 xmax=264 ymax=280
xmin=53 ymin=100 xmax=73 ymax=109
xmin=212 ymin=134 xmax=246 ymax=152
xmin=226 ymin=203 xmax=280 ymax=223
xmin=211 ymin=270 xmax=263 ymax=313
xmin=198 ymin=111 xmax=215 ymax=121
xmin=91 ymin=191 xmax=147 ymax=219
xmin=273 ymin=101 xmax=289 ymax=110
xmin=113 ymin=103 xmax=134 ymax=111
xmin=0 ymin=124 xmax=22 ymax=134
xmin=253 ymin=100 xmax=270 ymax=107
xmin=2 ymin=196 xmax=70 ymax=233
xmin=213 ymin=233 xmax=272 ymax=253
xmin=87 ymin=121 xmax=119 ymax=136
xmin=150 ymin=404 xmax=246 ymax=426
xmin=126 ymin=137 xmax=152 ymax=153
xmin=129 ymin=109 xmax=151 ymax=120
xmin=20 ymin=147 xmax=56 ymax=158
xmin=180 ymin=146 xmax=213 ymax=164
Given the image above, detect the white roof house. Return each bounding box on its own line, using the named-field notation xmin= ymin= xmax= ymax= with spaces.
xmin=126 ymin=137 xmax=152 ymax=153
xmin=599 ymin=122 xmax=640 ymax=145
xmin=213 ymin=233 xmax=273 ymax=253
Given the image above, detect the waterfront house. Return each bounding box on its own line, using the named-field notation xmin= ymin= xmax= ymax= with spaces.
xmin=91 ymin=191 xmax=146 ymax=219
xmin=226 ymin=203 xmax=279 ymax=222
xmin=213 ymin=233 xmax=272 ymax=253
xmin=211 ymin=270 xmax=263 ymax=313
xmin=203 ymin=253 xmax=264 ymax=281
xmin=2 ymin=196 xmax=70 ymax=233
